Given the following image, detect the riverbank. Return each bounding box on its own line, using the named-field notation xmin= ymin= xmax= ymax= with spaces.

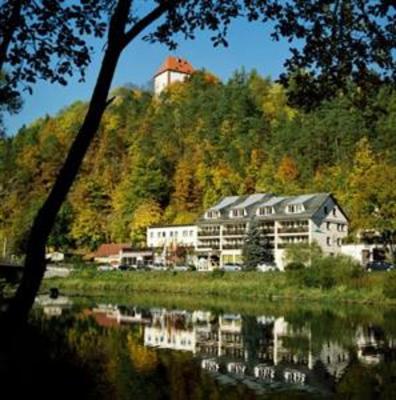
xmin=42 ymin=268 xmax=396 ymax=305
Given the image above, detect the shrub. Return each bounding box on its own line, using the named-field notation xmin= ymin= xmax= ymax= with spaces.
xmin=284 ymin=242 xmax=323 ymax=265
xmin=285 ymin=262 xmax=305 ymax=271
xmin=291 ymin=254 xmax=363 ymax=290
xmin=211 ymin=269 xmax=225 ymax=278
xmin=383 ymin=272 xmax=396 ymax=299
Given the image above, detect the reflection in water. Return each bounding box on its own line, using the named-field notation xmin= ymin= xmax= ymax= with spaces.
xmin=3 ymin=297 xmax=396 ymax=399
xmin=68 ymin=300 xmax=396 ymax=398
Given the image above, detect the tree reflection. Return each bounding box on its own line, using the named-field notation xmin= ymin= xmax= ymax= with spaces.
xmin=4 ymin=300 xmax=396 ymax=400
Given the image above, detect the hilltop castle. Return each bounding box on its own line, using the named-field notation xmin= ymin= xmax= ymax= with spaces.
xmin=154 ymin=56 xmax=194 ymax=95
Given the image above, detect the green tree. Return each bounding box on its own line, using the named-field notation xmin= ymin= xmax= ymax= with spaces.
xmin=5 ymin=0 xmax=396 ymax=324
xmin=242 ymin=220 xmax=273 ymax=270
xmin=284 ymin=242 xmax=323 ymax=266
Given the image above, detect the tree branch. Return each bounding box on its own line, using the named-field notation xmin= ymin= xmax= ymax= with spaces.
xmin=0 ymin=0 xmax=23 ymax=72
xmin=122 ymin=1 xmax=175 ymax=47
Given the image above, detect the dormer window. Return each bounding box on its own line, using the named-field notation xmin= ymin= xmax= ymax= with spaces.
xmin=206 ymin=210 xmax=220 ymax=219
xmin=286 ymin=204 xmax=304 ymax=213
xmin=230 ymin=208 xmax=246 ymax=218
xmin=257 ymin=206 xmax=274 ymax=216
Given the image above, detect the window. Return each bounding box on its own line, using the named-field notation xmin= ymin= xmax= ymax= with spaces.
xmin=150 ymin=232 xmax=154 ymax=238
xmin=327 ymin=222 xmax=331 ymax=230
xmin=337 ymin=238 xmax=342 ymax=246
xmin=333 ymin=207 xmax=337 ymax=217
xmin=183 ymin=230 xmax=187 ymax=237
xmin=324 ymin=206 xmax=328 ymax=215
xmin=230 ymin=208 xmax=245 ymax=218
xmin=206 ymin=210 xmax=219 ymax=219
xmin=258 ymin=206 xmax=274 ymax=216
xmin=162 ymin=232 xmax=166 ymax=237
xmin=326 ymin=237 xmax=331 ymax=246
xmin=286 ymin=204 xmax=304 ymax=213
xmin=189 ymin=230 xmax=193 ymax=236
xmin=170 ymin=231 xmax=173 ymax=237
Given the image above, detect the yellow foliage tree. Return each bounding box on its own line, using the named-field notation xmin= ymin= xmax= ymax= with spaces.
xmin=275 ymin=155 xmax=300 ymax=194
xmin=129 ymin=199 xmax=162 ymax=246
xmin=262 ymin=84 xmax=297 ymax=126
xmin=127 ymin=334 xmax=158 ymax=374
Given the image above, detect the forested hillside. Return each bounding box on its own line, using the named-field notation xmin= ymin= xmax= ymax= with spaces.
xmin=1 ymin=70 xmax=395 ymax=254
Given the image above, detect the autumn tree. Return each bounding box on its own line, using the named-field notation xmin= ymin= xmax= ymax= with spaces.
xmin=348 ymin=138 xmax=396 ymax=259
xmin=129 ymin=199 xmax=162 ymax=247
xmin=276 ymin=154 xmax=300 ymax=194
xmin=3 ymin=0 xmax=395 ymax=325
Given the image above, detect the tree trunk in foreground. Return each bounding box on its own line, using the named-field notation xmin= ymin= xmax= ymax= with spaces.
xmin=4 ymin=0 xmax=170 ymax=326
xmin=4 ymin=1 xmax=129 ymax=325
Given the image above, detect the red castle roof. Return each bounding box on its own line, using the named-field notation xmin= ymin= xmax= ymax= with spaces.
xmin=154 ymin=56 xmax=194 ymax=77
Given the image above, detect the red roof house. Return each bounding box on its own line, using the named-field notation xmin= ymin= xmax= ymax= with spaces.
xmin=154 ymin=56 xmax=194 ymax=77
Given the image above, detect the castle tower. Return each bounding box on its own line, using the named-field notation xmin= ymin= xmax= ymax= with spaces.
xmin=154 ymin=56 xmax=194 ymax=95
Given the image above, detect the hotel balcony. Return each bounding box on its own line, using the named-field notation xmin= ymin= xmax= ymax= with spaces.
xmin=258 ymin=229 xmax=275 ymax=235
xmin=223 ymin=229 xmax=247 ymax=236
xmin=198 ymin=230 xmax=220 ymax=238
xmin=197 ymin=242 xmax=220 ymax=250
xmin=277 ymin=237 xmax=309 ymax=249
xmin=278 ymin=224 xmax=309 ymax=234
xmin=222 ymin=243 xmax=244 ymax=250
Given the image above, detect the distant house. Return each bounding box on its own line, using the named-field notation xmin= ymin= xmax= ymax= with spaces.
xmin=92 ymin=243 xmax=153 ymax=267
xmin=153 ymin=56 xmax=194 ymax=95
xmin=92 ymin=243 xmax=132 ymax=266
xmin=45 ymin=251 xmax=65 ymax=263
xmin=340 ymin=244 xmax=385 ymax=266
xmin=146 ymin=224 xmax=197 ymax=265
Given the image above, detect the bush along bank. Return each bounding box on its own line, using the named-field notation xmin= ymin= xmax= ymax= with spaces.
xmin=41 ymin=258 xmax=396 ymax=305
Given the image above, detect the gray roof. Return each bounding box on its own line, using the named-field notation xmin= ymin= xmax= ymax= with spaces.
xmin=210 ymin=196 xmax=239 ymax=211
xmin=286 ymin=194 xmax=316 ymax=205
xmin=257 ymin=196 xmax=286 ymax=208
xmin=198 ymin=193 xmax=334 ymax=224
xmin=230 ymin=193 xmax=267 ymax=209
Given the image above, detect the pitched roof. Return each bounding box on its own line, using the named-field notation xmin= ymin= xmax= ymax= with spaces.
xmin=154 ymin=56 xmax=194 ymax=77
xmin=93 ymin=243 xmax=131 ymax=258
xmin=198 ymin=193 xmax=340 ymax=222
xmin=230 ymin=193 xmax=268 ymax=209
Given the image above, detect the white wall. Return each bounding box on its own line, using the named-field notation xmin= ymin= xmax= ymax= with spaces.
xmin=311 ymin=197 xmax=348 ymax=256
xmin=154 ymin=72 xmax=168 ymax=95
xmin=154 ymin=71 xmax=189 ymax=95
xmin=340 ymin=244 xmax=377 ymax=265
xmin=170 ymin=71 xmax=188 ymax=83
xmin=147 ymin=225 xmax=197 ymax=248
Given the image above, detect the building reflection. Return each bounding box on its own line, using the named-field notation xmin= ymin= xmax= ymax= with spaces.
xmin=84 ymin=304 xmax=396 ymax=395
xmin=35 ymin=294 xmax=73 ymax=317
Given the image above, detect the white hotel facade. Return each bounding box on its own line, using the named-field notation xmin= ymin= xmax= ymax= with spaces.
xmin=147 ymin=193 xmax=349 ymax=270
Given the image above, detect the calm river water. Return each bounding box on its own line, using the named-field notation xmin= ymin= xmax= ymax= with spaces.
xmin=3 ymin=295 xmax=396 ymax=399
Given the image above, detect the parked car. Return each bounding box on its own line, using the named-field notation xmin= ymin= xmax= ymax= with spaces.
xmin=366 ymin=260 xmax=394 ymax=272
xmin=97 ymin=264 xmax=114 ymax=271
xmin=173 ymin=265 xmax=189 ymax=272
xmin=118 ymin=264 xmax=130 ymax=271
xmin=256 ymin=263 xmax=278 ymax=272
xmin=222 ymin=263 xmax=242 ymax=272
xmin=149 ymin=264 xmax=167 ymax=271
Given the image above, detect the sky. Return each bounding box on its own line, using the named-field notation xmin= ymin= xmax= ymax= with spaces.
xmin=4 ymin=17 xmax=294 ymax=135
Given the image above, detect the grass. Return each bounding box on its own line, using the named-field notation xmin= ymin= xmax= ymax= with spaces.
xmin=41 ymin=267 xmax=396 ymax=305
